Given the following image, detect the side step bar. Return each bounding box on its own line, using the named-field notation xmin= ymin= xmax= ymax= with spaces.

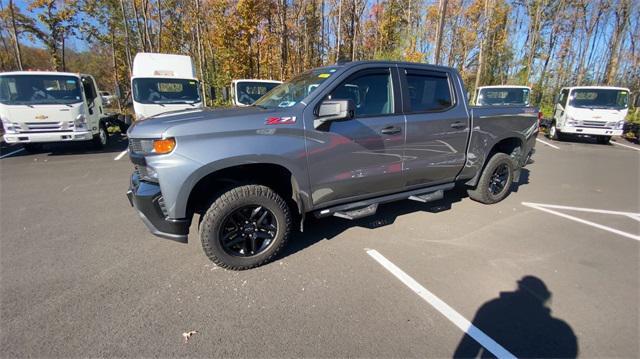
xmin=315 ymin=183 xmax=454 ymax=220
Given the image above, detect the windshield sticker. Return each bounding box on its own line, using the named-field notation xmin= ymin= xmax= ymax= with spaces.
xmin=278 ymin=101 xmax=296 ymax=108
xmin=189 ymin=81 xmax=196 ymax=85
xmin=329 ymin=69 xmax=337 ymax=72
xmin=318 ymin=73 xmax=331 ymax=78
xmin=66 ymin=80 xmax=75 ymax=84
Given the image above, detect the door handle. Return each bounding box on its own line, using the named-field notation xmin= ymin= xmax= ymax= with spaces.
xmin=381 ymin=126 xmax=401 ymax=135
xmin=450 ymin=121 xmax=466 ymax=129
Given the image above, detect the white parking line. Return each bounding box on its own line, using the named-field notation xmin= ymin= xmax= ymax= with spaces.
xmin=366 ymin=249 xmax=516 ymax=359
xmin=114 ymin=150 xmax=128 ymax=161
xmin=522 ymin=202 xmax=640 ymax=242
xmin=0 ymin=147 xmax=25 ymax=159
xmin=611 ymin=140 xmax=640 ymax=151
xmin=535 ymin=138 xmax=560 ymax=149
xmin=521 ymin=202 xmax=640 ymax=216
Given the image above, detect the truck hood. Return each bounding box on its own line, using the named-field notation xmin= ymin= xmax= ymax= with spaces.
xmin=1 ymin=103 xmax=83 ymax=125
xmin=127 ymin=106 xmax=275 ymax=138
xmin=568 ymin=107 xmax=628 ymax=122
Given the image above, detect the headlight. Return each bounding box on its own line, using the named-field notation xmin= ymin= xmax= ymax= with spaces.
xmin=616 ymin=120 xmax=625 ymax=130
xmin=73 ymin=114 xmax=87 ymax=131
xmin=137 ymin=138 xmax=176 ymax=155
xmin=566 ymin=117 xmax=579 ymax=126
xmin=1 ymin=116 xmax=18 ymax=134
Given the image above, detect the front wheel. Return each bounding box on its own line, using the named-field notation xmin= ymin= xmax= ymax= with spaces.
xmin=596 ymin=136 xmax=611 ymax=144
xmin=92 ymin=124 xmax=108 ymax=149
xmin=548 ymin=122 xmax=563 ymax=141
xmin=199 ymin=185 xmax=291 ymax=270
xmin=468 ymin=153 xmax=515 ymax=204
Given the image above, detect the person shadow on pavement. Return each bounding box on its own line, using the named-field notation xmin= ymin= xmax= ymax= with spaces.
xmin=453 ymin=276 xmax=578 ymax=358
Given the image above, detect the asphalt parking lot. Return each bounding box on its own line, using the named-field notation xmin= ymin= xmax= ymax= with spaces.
xmin=1 ymin=134 xmax=638 ymax=358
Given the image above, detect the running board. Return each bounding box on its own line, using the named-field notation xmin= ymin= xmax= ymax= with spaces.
xmin=408 ymin=190 xmax=443 ymax=203
xmin=314 ymin=183 xmax=454 ymax=220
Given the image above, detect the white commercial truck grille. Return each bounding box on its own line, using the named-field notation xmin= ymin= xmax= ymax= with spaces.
xmin=23 ymin=121 xmax=68 ymax=132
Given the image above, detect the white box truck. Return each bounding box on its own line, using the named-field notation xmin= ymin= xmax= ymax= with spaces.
xmin=549 ymin=86 xmax=630 ymax=144
xmin=131 ymin=53 xmax=203 ymax=119
xmin=0 ymin=71 xmax=110 ymax=151
xmin=473 ymin=85 xmax=531 ymax=106
xmin=227 ymin=79 xmax=282 ymax=106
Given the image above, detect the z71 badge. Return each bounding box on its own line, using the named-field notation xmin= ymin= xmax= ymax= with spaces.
xmin=265 ymin=116 xmax=296 ymax=125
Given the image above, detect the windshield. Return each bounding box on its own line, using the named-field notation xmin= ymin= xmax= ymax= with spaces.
xmin=570 ymin=89 xmax=629 ymax=109
xmin=236 ymin=81 xmax=281 ymax=105
xmin=254 ymin=67 xmax=339 ymax=109
xmin=132 ymin=78 xmax=201 ymax=104
xmin=477 ymin=88 xmax=530 ymax=106
xmin=0 ymin=75 xmax=82 ymax=105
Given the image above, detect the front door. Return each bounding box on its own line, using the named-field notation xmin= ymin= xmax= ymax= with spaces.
xmin=400 ymin=67 xmax=469 ymax=187
xmin=305 ymin=67 xmax=406 ymax=208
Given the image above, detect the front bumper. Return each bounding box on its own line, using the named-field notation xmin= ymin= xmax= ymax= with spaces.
xmin=127 ymin=172 xmax=190 ymax=243
xmin=561 ymin=127 xmax=622 ymax=136
xmin=4 ymin=131 xmax=93 ymax=143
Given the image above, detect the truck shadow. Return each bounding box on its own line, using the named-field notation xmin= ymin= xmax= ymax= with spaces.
xmin=30 ymin=132 xmax=128 ymax=156
xmin=280 ymin=170 xmax=530 ymax=260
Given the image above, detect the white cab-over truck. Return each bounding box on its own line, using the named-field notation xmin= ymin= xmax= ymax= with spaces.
xmin=131 ymin=53 xmax=203 ymax=119
xmin=549 ymin=86 xmax=630 ymax=144
xmin=227 ymin=79 xmax=282 ymax=106
xmin=0 ymin=71 xmax=109 ymax=151
xmin=473 ymin=85 xmax=531 ymax=106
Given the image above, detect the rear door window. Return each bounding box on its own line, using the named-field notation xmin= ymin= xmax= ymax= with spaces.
xmin=405 ymin=70 xmax=453 ymax=112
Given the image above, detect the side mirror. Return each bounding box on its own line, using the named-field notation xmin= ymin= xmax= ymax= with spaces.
xmin=222 ymin=87 xmax=229 ymax=102
xmin=314 ymin=99 xmax=355 ymax=128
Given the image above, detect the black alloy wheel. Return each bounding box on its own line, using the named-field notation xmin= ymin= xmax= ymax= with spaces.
xmin=219 ymin=205 xmax=278 ymax=257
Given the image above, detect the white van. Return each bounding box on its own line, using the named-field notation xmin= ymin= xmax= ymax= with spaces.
xmin=473 ymin=85 xmax=531 ymax=106
xmin=228 ymin=79 xmax=282 ymax=106
xmin=131 ymin=53 xmax=202 ymax=119
xmin=0 ymin=71 xmax=109 ymax=151
xmin=549 ymin=86 xmax=630 ymax=144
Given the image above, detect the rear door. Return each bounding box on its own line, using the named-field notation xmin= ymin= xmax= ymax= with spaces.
xmin=399 ymin=66 xmax=469 ymax=187
xmin=304 ymin=66 xmax=406 ymax=208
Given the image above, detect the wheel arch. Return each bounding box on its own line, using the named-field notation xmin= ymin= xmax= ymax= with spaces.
xmin=465 ymin=136 xmax=524 ymax=187
xmin=178 ymin=157 xmax=309 ymax=220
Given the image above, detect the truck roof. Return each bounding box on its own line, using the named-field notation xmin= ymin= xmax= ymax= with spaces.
xmin=478 ymin=85 xmax=531 ymax=90
xmin=562 ymin=86 xmax=630 ymax=91
xmin=312 ymin=60 xmax=459 ymax=73
xmin=232 ymin=79 xmax=282 ymax=84
xmin=0 ymin=71 xmax=85 ymax=77
xmin=132 ymin=52 xmax=197 ymax=80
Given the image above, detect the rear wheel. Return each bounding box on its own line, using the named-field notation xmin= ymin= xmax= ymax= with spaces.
xmin=468 ymin=153 xmax=515 ymax=204
xmin=199 ymin=185 xmax=291 ymax=270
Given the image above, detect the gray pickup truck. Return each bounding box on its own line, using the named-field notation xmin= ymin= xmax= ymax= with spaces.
xmin=127 ymin=61 xmax=538 ymax=270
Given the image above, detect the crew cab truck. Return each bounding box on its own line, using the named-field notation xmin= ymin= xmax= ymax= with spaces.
xmin=126 ymin=61 xmax=538 ymax=270
xmin=549 ymin=86 xmax=630 ymax=144
xmin=131 ymin=53 xmax=203 ymax=120
xmin=225 ymin=79 xmax=282 ymax=106
xmin=473 ymin=85 xmax=531 ymax=106
xmin=1 ymin=71 xmax=110 ymax=151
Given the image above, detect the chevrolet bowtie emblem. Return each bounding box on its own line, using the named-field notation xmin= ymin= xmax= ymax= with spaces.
xmin=35 ymin=115 xmax=48 ymax=120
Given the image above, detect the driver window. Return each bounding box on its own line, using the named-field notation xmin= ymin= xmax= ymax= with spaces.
xmin=327 ymin=69 xmax=393 ymax=118
xmin=82 ymin=77 xmax=97 ymax=103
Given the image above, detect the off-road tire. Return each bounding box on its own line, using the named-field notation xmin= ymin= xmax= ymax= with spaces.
xmin=199 ymin=185 xmax=291 ymax=270
xmin=467 ymin=153 xmax=515 ymax=204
